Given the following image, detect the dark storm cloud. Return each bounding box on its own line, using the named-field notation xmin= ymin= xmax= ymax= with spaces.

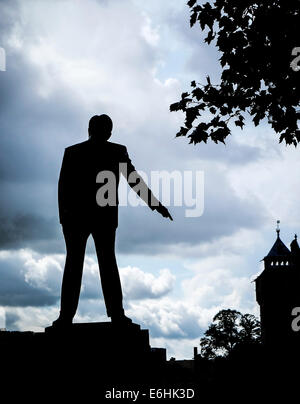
xmin=0 ymin=47 xmax=86 ymax=250
xmin=117 ymin=172 xmax=266 ymax=255
xmin=0 ymin=213 xmax=59 ymax=250
xmin=4 ymin=310 xmax=21 ymax=331
xmin=0 ymin=52 xmax=85 ymax=184
xmin=0 ymin=0 xmax=269 ymax=257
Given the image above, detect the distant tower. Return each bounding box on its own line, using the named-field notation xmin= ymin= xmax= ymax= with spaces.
xmin=255 ymin=221 xmax=300 ymax=348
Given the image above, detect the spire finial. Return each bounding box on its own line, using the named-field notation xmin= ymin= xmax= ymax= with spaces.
xmin=276 ymin=220 xmax=280 ymax=238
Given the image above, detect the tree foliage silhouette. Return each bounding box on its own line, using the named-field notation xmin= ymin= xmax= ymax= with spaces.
xmin=200 ymin=309 xmax=261 ymax=359
xmin=170 ymin=0 xmax=300 ymax=145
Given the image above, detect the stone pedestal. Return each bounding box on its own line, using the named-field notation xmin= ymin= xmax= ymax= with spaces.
xmin=45 ymin=321 xmax=151 ymax=367
xmin=0 ymin=322 xmax=167 ymax=396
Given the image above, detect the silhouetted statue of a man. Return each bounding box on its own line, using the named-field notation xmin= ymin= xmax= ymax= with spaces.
xmin=52 ymin=114 xmax=172 ymax=327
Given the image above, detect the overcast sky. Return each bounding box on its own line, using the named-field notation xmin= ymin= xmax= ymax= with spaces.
xmin=0 ymin=0 xmax=300 ymax=359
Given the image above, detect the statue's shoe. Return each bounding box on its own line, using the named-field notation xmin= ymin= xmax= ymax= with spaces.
xmin=51 ymin=318 xmax=73 ymax=329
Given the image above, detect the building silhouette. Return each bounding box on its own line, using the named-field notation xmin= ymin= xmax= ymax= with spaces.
xmin=255 ymin=222 xmax=300 ymax=348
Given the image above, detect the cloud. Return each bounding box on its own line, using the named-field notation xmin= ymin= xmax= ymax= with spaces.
xmin=0 ymin=0 xmax=272 ymax=257
xmin=0 ymin=249 xmax=62 ymax=306
xmin=4 ymin=309 xmax=21 ymax=331
xmin=120 ymin=266 xmax=175 ymax=299
xmin=116 ymin=165 xmax=267 ymax=255
xmin=0 ymin=213 xmax=59 ymax=250
xmin=182 ymin=267 xmax=255 ymax=311
xmin=0 ymin=248 xmax=175 ymax=308
xmin=127 ymin=299 xmax=204 ymax=339
xmin=3 ymin=306 xmax=59 ymax=331
xmin=0 ymin=243 xmax=260 ymax=359
xmin=0 ymin=0 xmax=296 ymax=360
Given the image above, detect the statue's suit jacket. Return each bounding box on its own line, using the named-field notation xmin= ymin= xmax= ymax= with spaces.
xmin=58 ymin=139 xmax=159 ymax=228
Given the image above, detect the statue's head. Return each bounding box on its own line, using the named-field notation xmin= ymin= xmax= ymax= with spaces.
xmin=88 ymin=114 xmax=113 ymax=141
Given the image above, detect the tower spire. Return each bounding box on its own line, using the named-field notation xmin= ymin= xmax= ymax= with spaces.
xmin=276 ymin=220 xmax=280 ymax=238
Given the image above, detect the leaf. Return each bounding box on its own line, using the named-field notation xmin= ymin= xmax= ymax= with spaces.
xmin=187 ymin=0 xmax=197 ymax=7
xmin=204 ymin=30 xmax=215 ymax=44
xmin=253 ymin=112 xmax=262 ymax=126
xmin=210 ymin=115 xmax=220 ymax=127
xmin=234 ymin=119 xmax=245 ymax=128
xmin=175 ymin=126 xmax=189 ymax=137
xmin=170 ymin=102 xmax=180 ymax=112
xmin=210 ymin=128 xmax=226 ymax=144
xmin=190 ymin=11 xmax=197 ymax=27
xmin=170 ymin=0 xmax=300 ymax=146
xmin=185 ymin=106 xmax=200 ymax=128
xmin=188 ymin=128 xmax=208 ymax=144
xmin=191 ymin=87 xmax=204 ymax=101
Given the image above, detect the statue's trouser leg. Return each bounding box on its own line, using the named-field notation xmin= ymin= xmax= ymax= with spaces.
xmin=59 ymin=224 xmax=90 ymax=321
xmin=92 ymin=227 xmax=124 ymax=318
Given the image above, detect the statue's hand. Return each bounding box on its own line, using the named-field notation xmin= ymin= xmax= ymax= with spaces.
xmin=155 ymin=204 xmax=173 ymax=221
